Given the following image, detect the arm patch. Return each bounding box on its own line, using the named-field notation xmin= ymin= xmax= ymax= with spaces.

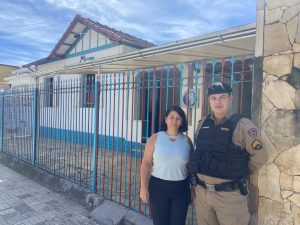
xmin=248 ymin=128 xmax=258 ymax=138
xmin=251 ymin=139 xmax=262 ymax=150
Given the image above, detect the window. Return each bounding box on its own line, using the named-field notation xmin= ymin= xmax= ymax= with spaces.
xmin=82 ymin=74 xmax=95 ymax=107
xmin=45 ymin=77 xmax=54 ymax=107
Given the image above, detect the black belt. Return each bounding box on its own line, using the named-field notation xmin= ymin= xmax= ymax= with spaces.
xmin=196 ymin=178 xmax=240 ymax=192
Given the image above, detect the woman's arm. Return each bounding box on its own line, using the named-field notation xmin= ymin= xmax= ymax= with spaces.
xmin=140 ymin=134 xmax=157 ymax=203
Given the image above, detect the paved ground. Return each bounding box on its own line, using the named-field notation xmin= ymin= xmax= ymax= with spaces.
xmin=0 ymin=163 xmax=100 ymax=225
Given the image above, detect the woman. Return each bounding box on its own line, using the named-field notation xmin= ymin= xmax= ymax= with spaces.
xmin=140 ymin=105 xmax=193 ymax=225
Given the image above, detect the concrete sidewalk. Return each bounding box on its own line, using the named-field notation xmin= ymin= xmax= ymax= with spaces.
xmin=0 ymin=163 xmax=100 ymax=225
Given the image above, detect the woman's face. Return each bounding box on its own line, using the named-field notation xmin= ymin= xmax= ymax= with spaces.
xmin=165 ymin=110 xmax=182 ymax=131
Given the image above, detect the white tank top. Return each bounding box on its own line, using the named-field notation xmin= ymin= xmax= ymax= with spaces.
xmin=151 ymin=131 xmax=190 ymax=181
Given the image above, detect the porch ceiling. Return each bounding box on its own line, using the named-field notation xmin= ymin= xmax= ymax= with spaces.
xmin=53 ymin=23 xmax=256 ymax=75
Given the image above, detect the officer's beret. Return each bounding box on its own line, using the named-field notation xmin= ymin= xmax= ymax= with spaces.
xmin=208 ymin=82 xmax=232 ymax=95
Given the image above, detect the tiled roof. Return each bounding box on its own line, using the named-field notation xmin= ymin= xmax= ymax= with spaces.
xmin=24 ymin=14 xmax=155 ymax=67
xmin=48 ymin=14 xmax=155 ymax=59
xmin=83 ymin=16 xmax=155 ymax=49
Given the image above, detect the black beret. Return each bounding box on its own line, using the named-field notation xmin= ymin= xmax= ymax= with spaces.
xmin=208 ymin=82 xmax=232 ymax=95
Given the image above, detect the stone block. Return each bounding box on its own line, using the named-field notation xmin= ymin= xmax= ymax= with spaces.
xmin=263 ymin=77 xmax=295 ymax=110
xmin=264 ymin=111 xmax=300 ymax=151
xmin=275 ymin=144 xmax=300 ymax=175
xmin=258 ymin=164 xmax=282 ymax=202
xmin=297 ymin=16 xmax=300 ymax=43
xmin=264 ymin=23 xmax=292 ymax=56
xmin=122 ymin=210 xmax=153 ymax=225
xmin=89 ymin=200 xmax=129 ymax=225
xmin=293 ymin=176 xmax=300 ymax=192
xmin=289 ymin=194 xmax=300 ymax=208
xmin=291 ymin=203 xmax=300 ymax=225
xmin=258 ymin=197 xmax=284 ymax=225
xmin=278 ymin=214 xmax=294 ymax=225
xmin=283 ymin=202 xmax=292 ymax=214
xmin=266 ymin=0 xmax=300 ymax=9
xmin=283 ymin=4 xmax=300 ymax=22
xmin=280 ymin=50 xmax=293 ymax=54
xmin=85 ymin=193 xmax=104 ymax=210
xmin=265 ymin=7 xmax=283 ymax=24
xmin=281 ymin=191 xmax=294 ymax=199
xmin=287 ymin=15 xmax=298 ymax=44
xmin=280 ymin=172 xmax=294 ymax=190
xmin=293 ymin=43 xmax=300 ymax=52
xmin=261 ymin=92 xmax=276 ymax=124
xmin=264 ymin=55 xmax=293 ymax=76
xmin=295 ymin=53 xmax=300 ymax=68
xmin=261 ymin=129 xmax=277 ymax=163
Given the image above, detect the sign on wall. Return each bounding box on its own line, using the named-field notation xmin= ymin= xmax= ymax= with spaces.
xmin=182 ymin=89 xmax=196 ymax=108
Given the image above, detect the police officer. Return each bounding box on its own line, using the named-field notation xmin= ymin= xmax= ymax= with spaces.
xmin=188 ymin=82 xmax=268 ymax=225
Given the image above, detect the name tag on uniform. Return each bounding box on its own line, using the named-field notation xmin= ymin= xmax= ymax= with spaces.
xmin=220 ymin=127 xmax=229 ymax=131
xmin=202 ymin=126 xmax=209 ymax=129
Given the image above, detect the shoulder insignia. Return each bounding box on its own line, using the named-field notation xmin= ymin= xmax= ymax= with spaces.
xmin=251 ymin=139 xmax=262 ymax=150
xmin=248 ymin=128 xmax=258 ymax=138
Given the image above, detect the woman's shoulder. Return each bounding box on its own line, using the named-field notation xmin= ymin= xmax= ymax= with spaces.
xmin=147 ymin=133 xmax=158 ymax=145
xmin=181 ymin=134 xmax=192 ymax=144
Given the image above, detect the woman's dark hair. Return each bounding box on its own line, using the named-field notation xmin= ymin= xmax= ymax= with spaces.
xmin=160 ymin=105 xmax=188 ymax=133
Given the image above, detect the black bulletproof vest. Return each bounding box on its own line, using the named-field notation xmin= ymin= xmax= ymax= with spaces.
xmin=195 ymin=114 xmax=249 ymax=180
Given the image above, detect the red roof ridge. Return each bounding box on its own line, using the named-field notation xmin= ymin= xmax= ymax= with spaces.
xmin=25 ymin=14 xmax=155 ymax=67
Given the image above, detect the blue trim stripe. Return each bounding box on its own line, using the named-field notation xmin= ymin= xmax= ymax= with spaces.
xmin=66 ymin=43 xmax=118 ymax=59
xmin=39 ymin=126 xmax=144 ymax=157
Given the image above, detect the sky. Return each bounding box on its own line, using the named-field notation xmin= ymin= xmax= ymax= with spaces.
xmin=0 ymin=0 xmax=256 ymax=67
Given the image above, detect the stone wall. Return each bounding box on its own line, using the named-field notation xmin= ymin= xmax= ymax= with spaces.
xmin=256 ymin=0 xmax=300 ymax=224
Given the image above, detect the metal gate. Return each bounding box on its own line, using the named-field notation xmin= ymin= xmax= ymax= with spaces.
xmin=0 ymin=55 xmax=254 ymax=224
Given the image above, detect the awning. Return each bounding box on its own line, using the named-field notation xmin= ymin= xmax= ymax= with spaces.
xmin=40 ymin=23 xmax=256 ymax=75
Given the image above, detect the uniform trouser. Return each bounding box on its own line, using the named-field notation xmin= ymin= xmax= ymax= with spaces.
xmin=148 ymin=176 xmax=190 ymax=225
xmin=194 ymin=185 xmax=250 ymax=225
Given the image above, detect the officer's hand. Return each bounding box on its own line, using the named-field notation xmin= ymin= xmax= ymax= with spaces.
xmin=140 ymin=187 xmax=149 ymax=203
xmin=190 ymin=186 xmax=196 ymax=204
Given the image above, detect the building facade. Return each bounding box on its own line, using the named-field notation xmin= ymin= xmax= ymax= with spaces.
xmin=3 ymin=1 xmax=300 ymax=223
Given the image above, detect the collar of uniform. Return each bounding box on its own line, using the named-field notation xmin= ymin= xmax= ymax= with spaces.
xmin=210 ymin=111 xmax=233 ymax=125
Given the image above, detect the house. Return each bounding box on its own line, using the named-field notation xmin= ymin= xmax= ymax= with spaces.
xmin=0 ymin=64 xmax=19 ymax=88
xmin=3 ymin=1 xmax=300 ymax=223
xmin=6 ymin=14 xmax=255 ymax=143
xmin=4 ymin=13 xmax=257 ymax=225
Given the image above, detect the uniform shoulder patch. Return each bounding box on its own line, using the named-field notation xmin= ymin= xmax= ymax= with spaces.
xmin=248 ymin=128 xmax=258 ymax=138
xmin=251 ymin=139 xmax=262 ymax=150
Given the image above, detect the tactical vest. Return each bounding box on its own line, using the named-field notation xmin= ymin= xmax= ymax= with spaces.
xmin=195 ymin=114 xmax=249 ymax=180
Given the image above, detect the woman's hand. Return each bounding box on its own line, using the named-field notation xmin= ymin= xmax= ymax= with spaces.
xmin=140 ymin=187 xmax=149 ymax=203
xmin=140 ymin=134 xmax=156 ymax=204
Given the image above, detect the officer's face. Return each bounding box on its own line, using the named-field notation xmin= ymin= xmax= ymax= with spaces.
xmin=209 ymin=93 xmax=232 ymax=117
